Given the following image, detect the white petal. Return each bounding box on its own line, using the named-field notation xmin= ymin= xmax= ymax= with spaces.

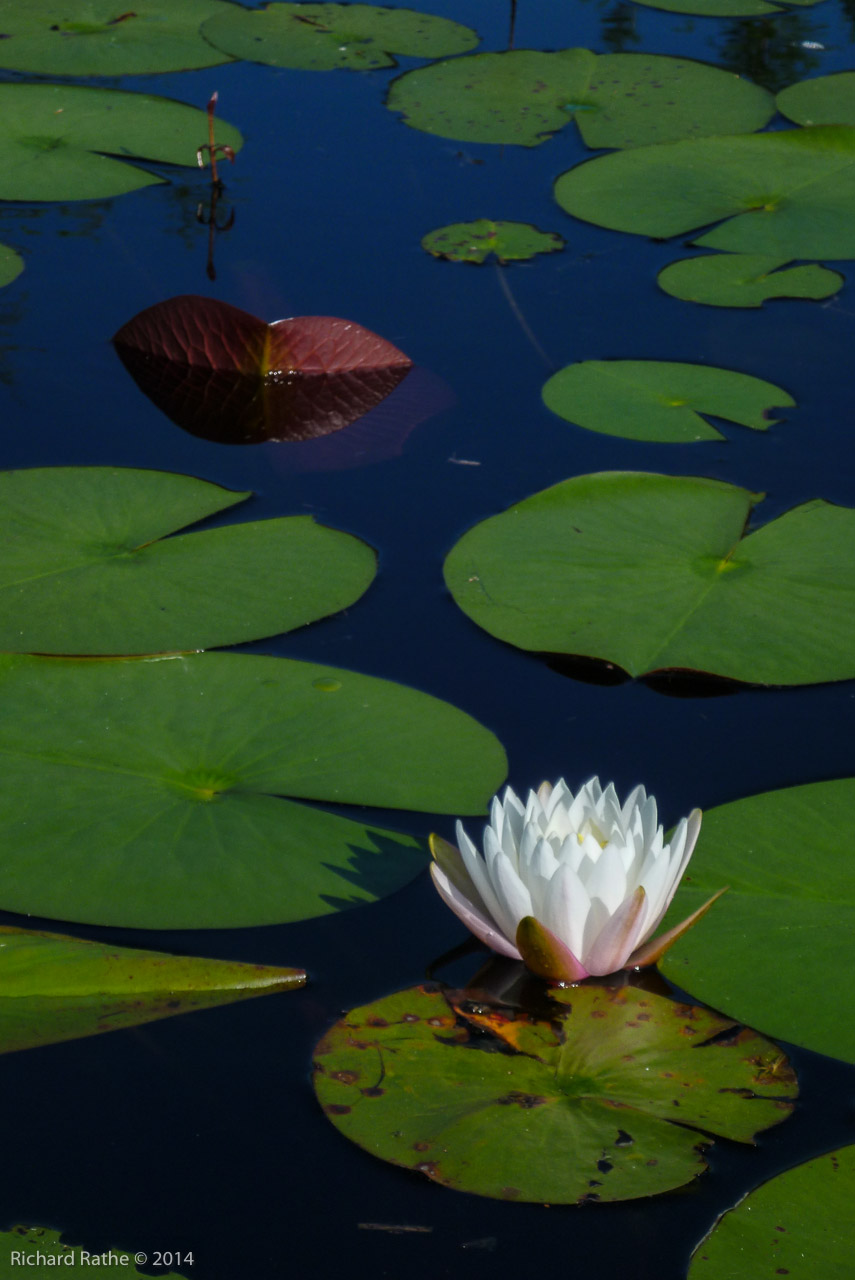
xmin=430 ymin=864 xmax=520 ymax=959
xmin=456 ymin=820 xmax=509 ymax=931
xmin=490 ymin=851 xmax=533 ymax=935
xmin=584 ymin=842 xmax=628 ymax=913
xmin=541 ymin=862 xmax=592 ymax=960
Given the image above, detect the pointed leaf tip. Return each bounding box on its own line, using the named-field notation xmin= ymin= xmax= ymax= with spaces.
xmin=516 ymin=916 xmax=589 ymax=983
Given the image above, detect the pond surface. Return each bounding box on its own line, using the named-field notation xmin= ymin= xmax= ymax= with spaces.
xmin=2 ymin=0 xmax=855 ymax=1276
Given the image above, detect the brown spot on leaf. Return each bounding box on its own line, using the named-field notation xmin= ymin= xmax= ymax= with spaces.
xmin=331 ymin=1070 xmax=359 ymax=1084
xmin=415 ymin=1161 xmax=440 ymax=1177
xmin=361 ymin=1086 xmax=384 ymax=1097
xmin=326 ymin=1104 xmax=352 ymax=1115
xmin=497 ymin=1091 xmax=548 ymax=1109
xmin=412 ymin=1141 xmax=431 ymax=1152
xmin=367 ymin=1016 xmax=389 ymax=1027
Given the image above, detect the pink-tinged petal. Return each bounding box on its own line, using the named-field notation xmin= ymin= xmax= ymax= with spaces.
xmin=626 ymin=885 xmax=728 ymax=969
xmin=429 ymin=833 xmax=490 ymax=916
xmin=655 ymin=808 xmax=703 ymax=924
xmin=516 ymin=916 xmax=589 ymax=983
xmin=582 ymin=885 xmax=649 ymax=976
xmin=429 ymin=863 xmax=521 ymax=959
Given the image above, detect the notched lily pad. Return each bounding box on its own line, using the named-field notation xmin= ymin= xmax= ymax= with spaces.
xmin=443 ymin=471 xmax=855 ymax=686
xmin=200 ymin=3 xmax=478 ymax=71
xmin=0 ymin=1227 xmax=186 ymax=1277
xmin=0 ymin=926 xmax=304 ymax=1055
xmin=542 ymin=360 xmax=794 ymax=441
xmin=658 ymin=253 xmax=843 ymax=307
xmin=421 ymin=219 xmax=564 ymax=264
xmin=314 ymin=982 xmax=796 ymax=1203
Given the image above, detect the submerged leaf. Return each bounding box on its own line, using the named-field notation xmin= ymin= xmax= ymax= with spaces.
xmin=422 ymin=219 xmax=564 ymax=264
xmin=658 ymin=253 xmax=843 ymax=307
xmin=0 ymin=244 xmax=24 ymax=289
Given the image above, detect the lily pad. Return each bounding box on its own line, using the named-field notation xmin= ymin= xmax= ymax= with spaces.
xmin=658 ymin=253 xmax=843 ymax=306
xmin=443 ymin=471 xmax=855 ymax=686
xmin=0 ymin=83 xmax=243 ymax=203
xmin=314 ymin=982 xmax=796 ymax=1203
xmin=541 ymin=360 xmax=793 ymax=441
xmin=0 ymin=0 xmax=236 ymax=75
xmin=421 ymin=219 xmax=564 ymax=264
xmin=688 ymin=1146 xmax=855 ymax=1277
xmin=200 ymin=3 xmax=478 ymax=71
xmin=631 ymin=0 xmax=821 ymax=16
xmin=555 ymin=127 xmax=855 ymax=259
xmin=661 ymin=779 xmax=855 ymax=1064
xmin=0 ymin=466 xmax=375 ymax=655
xmin=777 ymin=72 xmax=855 ymax=126
xmin=0 ymin=1227 xmax=185 ymax=1278
xmin=0 ymin=244 xmax=23 ymax=289
xmin=0 ymin=926 xmax=304 ymax=1056
xmin=0 ymin=650 xmax=506 ymax=928
xmin=387 ymin=49 xmax=773 ymax=149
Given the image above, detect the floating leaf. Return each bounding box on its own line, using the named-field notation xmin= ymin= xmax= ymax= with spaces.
xmin=200 ymin=2 xmax=478 ymax=70
xmin=443 ymin=471 xmax=855 ymax=686
xmin=631 ymin=0 xmax=821 ymax=16
xmin=658 ymin=253 xmax=843 ymax=307
xmin=113 ymin=296 xmax=413 ymax=445
xmin=0 ymin=84 xmax=243 ymax=202
xmin=0 ymin=467 xmax=375 ymax=655
xmin=0 ymin=244 xmax=23 ymax=289
xmin=0 ymin=926 xmax=304 ymax=1056
xmin=0 ymin=1227 xmax=185 ymax=1278
xmin=387 ymin=49 xmax=773 ymax=149
xmin=421 ymin=219 xmax=564 ymax=264
xmin=0 ymin=0 xmax=236 ymax=75
xmin=555 ymin=127 xmax=855 ymax=259
xmin=541 ymin=360 xmax=793 ymax=441
xmin=314 ymin=982 xmax=796 ymax=1203
xmin=661 ymin=779 xmax=855 ymax=1064
xmin=777 ymin=71 xmax=855 ymax=126
xmin=0 ymin=651 xmax=506 ymax=928
xmin=688 ymin=1146 xmax=855 ymax=1277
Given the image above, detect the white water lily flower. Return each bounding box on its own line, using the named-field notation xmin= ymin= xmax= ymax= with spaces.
xmin=430 ymin=777 xmax=724 ymax=982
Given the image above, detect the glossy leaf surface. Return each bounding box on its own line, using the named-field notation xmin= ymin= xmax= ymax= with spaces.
xmin=555 ymin=127 xmax=855 ymax=259
xmin=315 ymin=982 xmax=795 ymax=1203
xmin=0 ymin=467 xmax=375 ymax=655
xmin=542 ymin=360 xmax=793 ymax=441
xmin=0 ymin=1227 xmax=184 ymax=1278
xmin=688 ymin=1146 xmax=855 ymax=1277
xmin=658 ymin=253 xmax=843 ymax=307
xmin=422 ymin=219 xmax=564 ymax=264
xmin=0 ymin=651 xmax=506 ymax=928
xmin=662 ymin=779 xmax=855 ymax=1063
xmin=0 ymin=926 xmax=304 ymax=1055
xmin=0 ymin=0 xmax=235 ymax=75
xmin=388 ymin=50 xmax=773 ymax=148
xmin=443 ymin=471 xmax=855 ymax=685
xmin=201 ymin=2 xmax=478 ymax=70
xmin=113 ymin=296 xmax=413 ymax=444
xmin=0 ymin=244 xmax=23 ymax=289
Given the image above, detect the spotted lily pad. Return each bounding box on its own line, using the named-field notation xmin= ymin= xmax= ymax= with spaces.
xmin=541 ymin=360 xmax=793 ymax=441
xmin=658 ymin=253 xmax=843 ymax=306
xmin=314 ymin=982 xmax=795 ymax=1203
xmin=555 ymin=127 xmax=855 ymax=259
xmin=421 ymin=219 xmax=564 ymax=264
xmin=387 ymin=49 xmax=773 ymax=148
xmin=443 ymin=471 xmax=855 ymax=685
xmin=0 ymin=83 xmax=243 ymax=202
xmin=200 ymin=3 xmax=478 ymax=71
xmin=0 ymin=926 xmax=304 ymax=1056
xmin=0 ymin=1227 xmax=185 ymax=1278
xmin=777 ymin=72 xmax=855 ymax=126
xmin=0 ymin=650 xmax=506 ymax=928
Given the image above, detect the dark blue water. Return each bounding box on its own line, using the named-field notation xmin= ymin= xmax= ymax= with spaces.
xmin=2 ymin=1 xmax=855 ymax=1275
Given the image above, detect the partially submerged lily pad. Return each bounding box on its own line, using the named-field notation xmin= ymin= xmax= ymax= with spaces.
xmin=0 ymin=651 xmax=506 ymax=928
xmin=541 ymin=360 xmax=793 ymax=441
xmin=443 ymin=471 xmax=855 ymax=686
xmin=555 ymin=127 xmax=855 ymax=259
xmin=658 ymin=253 xmax=843 ymax=307
xmin=0 ymin=84 xmax=243 ymax=202
xmin=777 ymin=72 xmax=855 ymax=126
xmin=661 ymin=779 xmax=855 ymax=1064
xmin=387 ymin=49 xmax=773 ymax=148
xmin=0 ymin=926 xmax=304 ymax=1056
xmin=0 ymin=1228 xmax=185 ymax=1278
xmin=421 ymin=219 xmax=564 ymax=264
xmin=200 ymin=3 xmax=478 ymax=71
xmin=315 ymin=982 xmax=796 ymax=1203
xmin=0 ymin=244 xmax=23 ymax=289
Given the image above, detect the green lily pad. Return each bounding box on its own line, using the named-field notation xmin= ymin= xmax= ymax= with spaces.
xmin=0 ymin=466 xmax=374 ymax=655
xmin=0 ymin=1227 xmax=185 ymax=1278
xmin=443 ymin=471 xmax=855 ymax=685
xmin=0 ymin=84 xmax=243 ymax=203
xmin=777 ymin=72 xmax=855 ymax=126
xmin=0 ymin=650 xmax=506 ymax=928
xmin=421 ymin=219 xmax=565 ymax=264
xmin=0 ymin=925 xmax=304 ymax=1055
xmin=314 ymin=982 xmax=796 ymax=1203
xmin=661 ymin=779 xmax=855 ymax=1064
xmin=0 ymin=244 xmax=23 ymax=289
xmin=555 ymin=126 xmax=855 ymax=259
xmin=658 ymin=253 xmax=844 ymax=306
xmin=200 ymin=3 xmax=478 ymax=71
xmin=387 ymin=49 xmax=773 ymax=149
xmin=541 ymin=360 xmax=793 ymax=441
xmin=0 ymin=0 xmax=235 ymax=75
xmin=688 ymin=1146 xmax=855 ymax=1277
xmin=631 ymin=0 xmax=821 ymax=16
